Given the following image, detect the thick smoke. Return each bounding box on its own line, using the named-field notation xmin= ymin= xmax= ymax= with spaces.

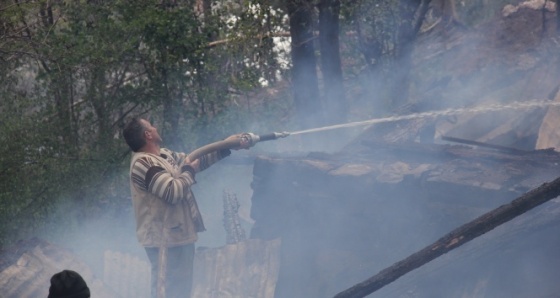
xmin=31 ymin=1 xmax=560 ymax=298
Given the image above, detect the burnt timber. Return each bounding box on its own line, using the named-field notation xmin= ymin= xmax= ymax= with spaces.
xmin=249 ymin=140 xmax=560 ymax=298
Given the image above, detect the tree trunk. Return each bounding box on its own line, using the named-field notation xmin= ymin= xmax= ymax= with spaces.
xmin=388 ymin=0 xmax=423 ymax=109
xmin=556 ymin=0 xmax=560 ymax=35
xmin=318 ymin=0 xmax=347 ymax=125
xmin=51 ymin=71 xmax=79 ymax=152
xmin=87 ymin=67 xmax=114 ymax=150
xmin=161 ymin=69 xmax=185 ymax=150
xmin=354 ymin=0 xmax=425 ymax=112
xmin=286 ymin=0 xmax=323 ymax=129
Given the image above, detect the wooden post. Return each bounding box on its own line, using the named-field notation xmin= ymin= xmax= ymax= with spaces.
xmin=334 ymin=176 xmax=560 ymax=298
xmin=157 ymin=246 xmax=167 ymax=298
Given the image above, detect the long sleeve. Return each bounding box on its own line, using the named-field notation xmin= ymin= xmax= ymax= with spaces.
xmin=130 ymin=156 xmax=195 ymax=205
xmin=197 ymin=148 xmax=231 ymax=171
xmin=173 ymin=148 xmax=231 ymax=172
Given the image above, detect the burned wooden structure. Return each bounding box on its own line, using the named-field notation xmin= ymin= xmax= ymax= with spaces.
xmin=249 ymin=138 xmax=560 ymax=298
xmin=335 ymin=175 xmax=560 ymax=298
xmin=259 ymin=2 xmax=560 ymax=285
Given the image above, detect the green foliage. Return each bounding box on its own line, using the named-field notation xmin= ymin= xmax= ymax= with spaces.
xmin=339 ymin=0 xmax=425 ymax=112
xmin=0 ymin=0 xmax=290 ymax=246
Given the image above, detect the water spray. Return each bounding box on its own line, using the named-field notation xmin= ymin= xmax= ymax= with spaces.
xmin=188 ymin=99 xmax=560 ymax=158
xmin=289 ymin=100 xmax=560 ymax=136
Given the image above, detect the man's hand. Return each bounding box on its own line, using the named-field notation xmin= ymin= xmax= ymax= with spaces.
xmin=184 ymin=157 xmax=200 ymax=172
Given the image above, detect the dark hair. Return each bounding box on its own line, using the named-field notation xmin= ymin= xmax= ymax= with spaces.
xmin=48 ymin=270 xmax=90 ymax=298
xmin=123 ymin=117 xmax=147 ymax=152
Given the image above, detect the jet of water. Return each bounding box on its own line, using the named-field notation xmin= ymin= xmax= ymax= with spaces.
xmin=289 ymin=100 xmax=560 ymax=136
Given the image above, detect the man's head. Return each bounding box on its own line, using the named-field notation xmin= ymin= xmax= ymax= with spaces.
xmin=123 ymin=117 xmax=162 ymax=152
xmin=48 ymin=270 xmax=90 ymax=298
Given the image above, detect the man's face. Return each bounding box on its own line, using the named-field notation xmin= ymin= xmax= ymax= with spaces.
xmin=140 ymin=119 xmax=163 ymax=145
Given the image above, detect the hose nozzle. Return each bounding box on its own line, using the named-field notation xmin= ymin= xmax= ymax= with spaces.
xmin=241 ymin=131 xmax=290 ymax=147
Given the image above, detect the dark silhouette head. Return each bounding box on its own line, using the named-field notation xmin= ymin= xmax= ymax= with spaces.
xmin=48 ymin=270 xmax=90 ymax=298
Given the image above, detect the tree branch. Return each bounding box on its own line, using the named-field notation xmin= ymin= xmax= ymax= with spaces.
xmin=206 ymin=32 xmax=291 ymax=48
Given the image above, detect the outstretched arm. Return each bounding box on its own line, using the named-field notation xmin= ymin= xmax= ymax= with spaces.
xmin=181 ymin=133 xmax=252 ymax=172
xmin=131 ymin=156 xmax=196 ymax=205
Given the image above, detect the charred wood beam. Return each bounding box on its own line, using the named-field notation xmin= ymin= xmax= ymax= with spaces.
xmin=360 ymin=140 xmax=559 ymax=164
xmin=441 ymin=135 xmax=529 ymax=154
xmin=333 ymin=175 xmax=560 ymax=298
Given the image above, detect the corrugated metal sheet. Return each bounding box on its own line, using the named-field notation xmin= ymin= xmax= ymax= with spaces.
xmin=104 ymin=250 xmax=150 ymax=298
xmin=192 ymin=238 xmax=281 ymax=298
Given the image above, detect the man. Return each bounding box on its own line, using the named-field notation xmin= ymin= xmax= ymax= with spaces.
xmin=123 ymin=117 xmax=249 ymax=298
xmin=48 ymin=270 xmax=90 ymax=298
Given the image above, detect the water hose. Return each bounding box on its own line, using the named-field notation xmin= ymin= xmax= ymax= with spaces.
xmin=187 ymin=132 xmax=290 ymax=161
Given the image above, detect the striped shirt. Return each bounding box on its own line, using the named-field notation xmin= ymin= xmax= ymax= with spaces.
xmin=130 ymin=148 xmax=230 ymax=204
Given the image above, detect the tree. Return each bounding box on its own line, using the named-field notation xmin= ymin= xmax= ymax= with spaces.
xmin=346 ymin=0 xmax=429 ymax=112
xmin=0 ymin=0 xmax=291 ymax=246
xmin=286 ymin=0 xmax=323 ymax=129
xmin=318 ymin=0 xmax=347 ymax=125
